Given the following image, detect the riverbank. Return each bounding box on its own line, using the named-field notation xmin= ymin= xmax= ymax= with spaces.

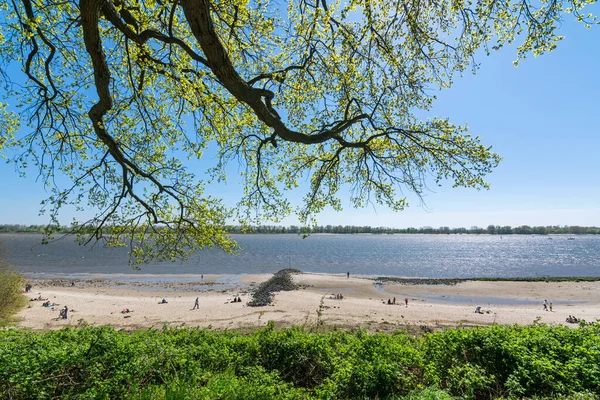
xmin=16 ymin=272 xmax=600 ymax=331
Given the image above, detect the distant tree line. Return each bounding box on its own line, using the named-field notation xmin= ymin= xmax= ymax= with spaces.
xmin=0 ymin=225 xmax=62 ymax=233
xmin=1 ymin=224 xmax=599 ymax=235
xmin=224 ymin=224 xmax=600 ymax=235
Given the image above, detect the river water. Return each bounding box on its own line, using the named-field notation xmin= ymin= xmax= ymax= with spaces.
xmin=1 ymin=233 xmax=599 ymax=278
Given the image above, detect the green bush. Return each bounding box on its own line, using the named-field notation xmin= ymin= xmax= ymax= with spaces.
xmin=133 ymin=368 xmax=308 ymax=400
xmin=0 ymin=269 xmax=27 ymax=323
xmin=1 ymin=324 xmax=599 ymax=399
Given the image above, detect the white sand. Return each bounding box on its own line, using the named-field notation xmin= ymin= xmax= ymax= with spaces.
xmin=16 ymin=273 xmax=600 ymax=331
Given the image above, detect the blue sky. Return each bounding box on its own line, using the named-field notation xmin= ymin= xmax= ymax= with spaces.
xmin=1 ymin=14 xmax=599 ymax=229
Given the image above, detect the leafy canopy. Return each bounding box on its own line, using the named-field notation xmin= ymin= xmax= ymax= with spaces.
xmin=0 ymin=0 xmax=596 ymax=262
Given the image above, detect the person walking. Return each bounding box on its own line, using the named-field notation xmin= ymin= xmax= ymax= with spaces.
xmin=192 ymin=297 xmax=200 ymax=310
xmin=404 ymin=297 xmax=409 ymax=307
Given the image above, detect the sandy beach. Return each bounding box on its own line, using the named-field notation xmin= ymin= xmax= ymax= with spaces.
xmin=16 ymin=273 xmax=600 ymax=331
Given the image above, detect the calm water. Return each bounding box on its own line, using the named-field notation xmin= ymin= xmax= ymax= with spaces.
xmin=1 ymin=233 xmax=599 ymax=278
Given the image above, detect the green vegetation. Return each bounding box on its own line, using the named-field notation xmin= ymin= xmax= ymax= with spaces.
xmin=1 ymin=323 xmax=599 ymax=399
xmin=230 ymin=224 xmax=600 ymax=235
xmin=0 ymin=270 xmax=27 ymax=324
xmin=0 ymin=225 xmax=62 ymax=234
xmin=1 ymin=224 xmax=599 ymax=235
xmin=1 ymin=0 xmax=597 ymax=263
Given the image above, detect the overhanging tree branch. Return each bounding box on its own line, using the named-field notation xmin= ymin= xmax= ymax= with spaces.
xmin=0 ymin=0 xmax=593 ymax=262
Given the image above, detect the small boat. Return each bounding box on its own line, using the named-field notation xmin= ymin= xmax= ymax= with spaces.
xmin=567 ymin=237 xmax=576 ymax=240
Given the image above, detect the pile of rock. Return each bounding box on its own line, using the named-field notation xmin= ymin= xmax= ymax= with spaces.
xmin=31 ymin=278 xmax=107 ymax=288
xmin=375 ymin=277 xmax=465 ymax=286
xmin=248 ymin=269 xmax=301 ymax=307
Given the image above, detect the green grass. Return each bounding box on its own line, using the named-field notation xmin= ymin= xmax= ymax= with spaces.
xmin=0 ymin=268 xmax=27 ymax=325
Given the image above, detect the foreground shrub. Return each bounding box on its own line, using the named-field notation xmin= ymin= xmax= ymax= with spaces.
xmin=423 ymin=323 xmax=600 ymax=398
xmin=132 ymin=368 xmax=308 ymax=400
xmin=0 ymin=269 xmax=27 ymax=323
xmin=1 ymin=323 xmax=599 ymax=399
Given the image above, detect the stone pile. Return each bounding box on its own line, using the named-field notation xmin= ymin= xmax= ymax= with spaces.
xmin=248 ymin=268 xmax=301 ymax=307
xmin=375 ymin=277 xmax=465 ymax=286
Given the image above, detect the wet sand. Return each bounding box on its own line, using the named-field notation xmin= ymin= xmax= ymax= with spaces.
xmin=16 ymin=273 xmax=600 ymax=331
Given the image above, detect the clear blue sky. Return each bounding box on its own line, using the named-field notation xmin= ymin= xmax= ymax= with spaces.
xmin=1 ymin=15 xmax=598 ymax=229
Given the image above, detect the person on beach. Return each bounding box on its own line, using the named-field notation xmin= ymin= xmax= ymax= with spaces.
xmin=404 ymin=298 xmax=408 ymax=307
xmin=566 ymin=315 xmax=579 ymax=323
xmin=393 ymin=297 xmax=396 ymax=305
xmin=347 ymin=271 xmax=350 ymax=278
xmin=549 ymin=303 xmax=553 ymax=312
xmin=61 ymin=306 xmax=68 ymax=319
xmin=543 ymin=300 xmax=548 ymax=311
xmin=192 ymin=297 xmax=200 ymax=309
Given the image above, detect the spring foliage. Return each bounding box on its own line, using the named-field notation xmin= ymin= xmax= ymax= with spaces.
xmin=0 ymin=0 xmax=597 ymax=262
xmin=1 ymin=323 xmax=600 ymax=399
xmin=0 ymin=270 xmax=26 ymax=323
